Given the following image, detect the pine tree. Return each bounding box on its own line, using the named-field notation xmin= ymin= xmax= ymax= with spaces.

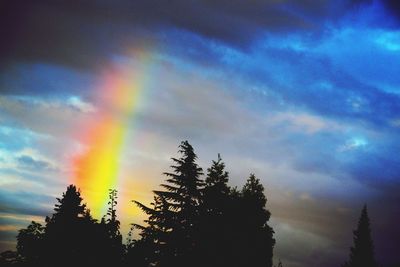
xmin=134 ymin=141 xmax=204 ymax=267
xmin=50 ymin=185 xmax=86 ymax=223
xmin=43 ymin=185 xmax=98 ymax=267
xmin=239 ymin=174 xmax=275 ymax=267
xmin=343 ymin=205 xmax=377 ymax=267
xmin=132 ymin=195 xmax=173 ymax=266
xmin=205 ymin=154 xmax=229 ymax=196
xmin=200 ymin=154 xmax=231 ymax=267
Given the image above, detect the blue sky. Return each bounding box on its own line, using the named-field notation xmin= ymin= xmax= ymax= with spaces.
xmin=1 ymin=1 xmax=400 ymax=266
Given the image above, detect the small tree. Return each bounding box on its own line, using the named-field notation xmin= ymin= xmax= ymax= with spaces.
xmin=343 ymin=205 xmax=377 ymax=267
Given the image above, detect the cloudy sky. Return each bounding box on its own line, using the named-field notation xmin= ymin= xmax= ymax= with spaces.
xmin=1 ymin=1 xmax=400 ymax=266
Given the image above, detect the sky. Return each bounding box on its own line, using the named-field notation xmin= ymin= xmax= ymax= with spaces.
xmin=1 ymin=0 xmax=400 ymax=266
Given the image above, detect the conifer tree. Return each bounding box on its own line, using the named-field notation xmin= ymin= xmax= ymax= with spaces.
xmin=200 ymin=154 xmax=231 ymax=267
xmin=239 ymin=174 xmax=275 ymax=267
xmin=205 ymin=154 xmax=229 ymax=193
xmin=134 ymin=141 xmax=204 ymax=267
xmin=43 ymin=185 xmax=98 ymax=267
xmin=132 ymin=195 xmax=173 ymax=266
xmin=343 ymin=205 xmax=377 ymax=267
xmin=49 ymin=185 xmax=86 ymax=223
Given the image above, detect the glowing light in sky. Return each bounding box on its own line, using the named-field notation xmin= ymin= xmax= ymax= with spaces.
xmin=340 ymin=137 xmax=368 ymax=152
xmin=72 ymin=50 xmax=154 ymax=218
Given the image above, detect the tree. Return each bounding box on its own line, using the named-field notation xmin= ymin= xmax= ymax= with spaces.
xmin=134 ymin=141 xmax=204 ymax=267
xmin=205 ymin=154 xmax=230 ymax=196
xmin=44 ymin=185 xmax=84 ymax=265
xmin=16 ymin=221 xmax=44 ymax=264
xmin=200 ymin=154 xmax=231 ymax=267
xmin=238 ymin=173 xmax=275 ymax=267
xmin=49 ymin=184 xmax=86 ymax=223
xmin=0 ymin=250 xmax=20 ymax=267
xmin=343 ymin=205 xmax=378 ymax=267
xmin=43 ymin=185 xmax=98 ymax=267
xmin=101 ymin=189 xmax=123 ymax=265
xmin=130 ymin=195 xmax=173 ymax=267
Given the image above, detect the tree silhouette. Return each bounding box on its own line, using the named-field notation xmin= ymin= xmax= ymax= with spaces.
xmin=133 ymin=140 xmax=204 ymax=267
xmin=101 ymin=189 xmax=123 ymax=266
xmin=238 ymin=173 xmax=275 ymax=267
xmin=1 ymin=141 xmax=285 ymax=267
xmin=0 ymin=250 xmax=20 ymax=267
xmin=130 ymin=195 xmax=173 ymax=267
xmin=343 ymin=205 xmax=378 ymax=267
xmin=199 ymin=154 xmax=231 ymax=267
xmin=16 ymin=221 xmax=44 ymax=265
xmin=43 ymin=185 xmax=90 ymax=267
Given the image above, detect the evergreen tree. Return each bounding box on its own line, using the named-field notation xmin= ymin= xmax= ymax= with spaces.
xmin=200 ymin=154 xmax=231 ymax=267
xmin=343 ymin=205 xmax=377 ymax=267
xmin=131 ymin=195 xmax=173 ymax=267
xmin=205 ymin=154 xmax=230 ymax=197
xmin=134 ymin=141 xmax=204 ymax=267
xmin=43 ymin=185 xmax=87 ymax=266
xmin=49 ymin=184 xmax=86 ymax=223
xmin=42 ymin=185 xmax=108 ymax=267
xmin=238 ymin=174 xmax=275 ymax=267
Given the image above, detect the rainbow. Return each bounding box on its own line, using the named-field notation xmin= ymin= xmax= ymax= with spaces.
xmin=72 ymin=50 xmax=154 ymax=218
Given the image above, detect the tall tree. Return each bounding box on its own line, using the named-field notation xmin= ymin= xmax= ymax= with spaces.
xmin=102 ymin=189 xmax=123 ymax=265
xmin=103 ymin=189 xmax=121 ymax=238
xmin=343 ymin=205 xmax=378 ymax=267
xmin=200 ymin=154 xmax=231 ymax=267
xmin=131 ymin=195 xmax=173 ymax=267
xmin=239 ymin=174 xmax=275 ymax=267
xmin=43 ymin=185 xmax=100 ymax=267
xmin=134 ymin=141 xmax=204 ymax=267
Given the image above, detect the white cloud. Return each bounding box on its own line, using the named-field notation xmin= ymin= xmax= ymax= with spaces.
xmin=338 ymin=137 xmax=368 ymax=152
xmin=268 ymin=112 xmax=343 ymax=134
xmin=67 ymin=96 xmax=96 ymax=113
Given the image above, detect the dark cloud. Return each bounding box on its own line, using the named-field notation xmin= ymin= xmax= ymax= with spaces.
xmin=0 ymin=0 xmax=359 ymax=69
xmin=381 ymin=0 xmax=400 ymax=19
xmin=16 ymin=155 xmax=53 ymax=171
xmin=0 ymin=190 xmax=54 ymax=218
xmin=351 ymin=0 xmax=400 ymax=23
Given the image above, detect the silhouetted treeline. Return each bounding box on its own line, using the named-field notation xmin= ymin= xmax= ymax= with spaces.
xmin=128 ymin=141 xmax=274 ymax=267
xmin=0 ymin=141 xmax=384 ymax=267
xmin=2 ymin=186 xmax=124 ymax=267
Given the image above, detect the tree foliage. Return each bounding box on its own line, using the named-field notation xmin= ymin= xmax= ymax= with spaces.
xmin=343 ymin=205 xmax=377 ymax=267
